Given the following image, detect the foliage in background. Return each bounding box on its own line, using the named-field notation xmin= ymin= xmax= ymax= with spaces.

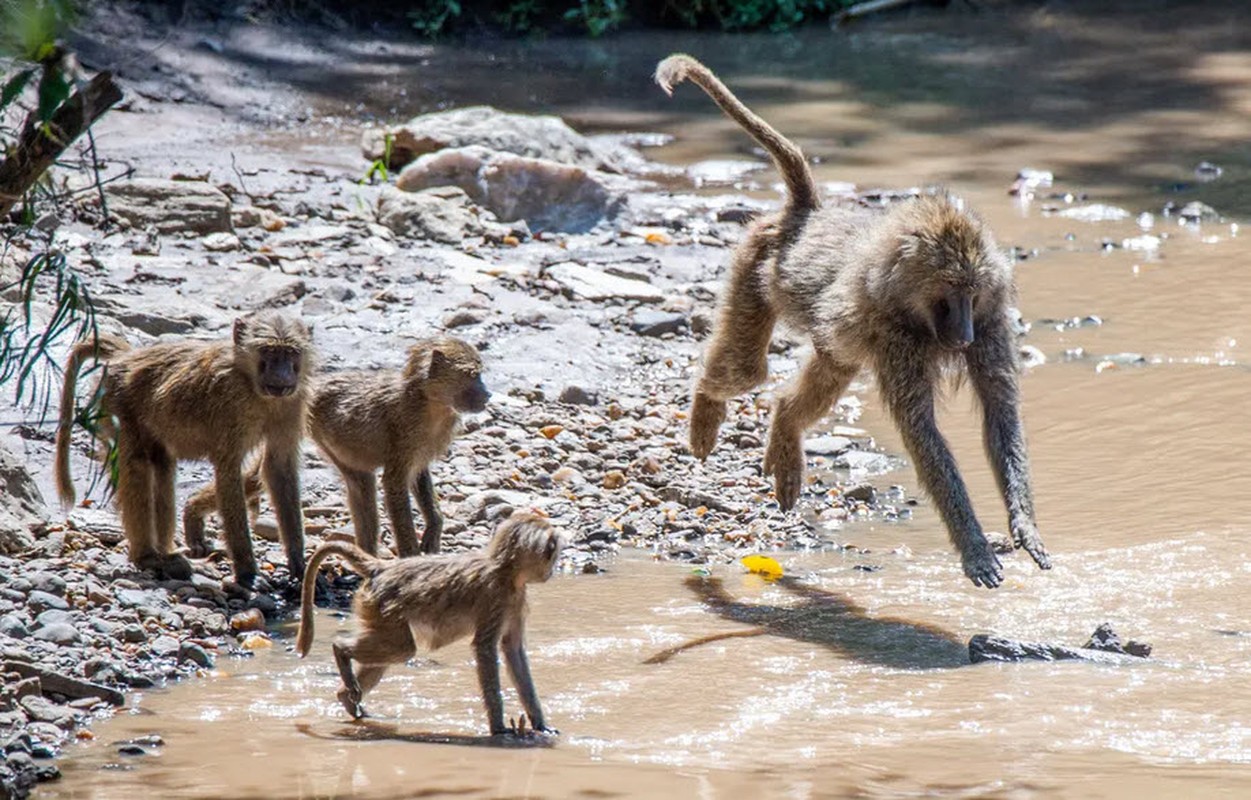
xmin=401 ymin=0 xmax=850 ymax=36
xmin=1 ymin=0 xmax=114 ymax=487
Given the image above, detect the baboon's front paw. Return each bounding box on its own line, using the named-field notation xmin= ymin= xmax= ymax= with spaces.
xmin=337 ymin=687 xmax=365 ymax=719
xmin=961 ymin=541 xmax=1004 ymax=589
xmin=689 ymin=393 xmax=727 ymax=460
xmin=764 ymin=434 xmax=803 ymax=511
xmin=232 ymin=567 xmax=258 ymax=590
xmin=1012 ymin=523 xmax=1052 ymax=570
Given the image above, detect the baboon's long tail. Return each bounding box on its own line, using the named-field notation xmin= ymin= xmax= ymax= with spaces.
xmin=655 ymin=54 xmax=820 ymax=216
xmin=54 ymin=335 xmax=128 ymax=508
xmin=297 ymin=542 xmax=379 ymax=658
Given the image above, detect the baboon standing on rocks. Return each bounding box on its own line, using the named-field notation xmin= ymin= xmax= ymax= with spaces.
xmin=656 ymin=54 xmax=1051 ymax=588
xmin=297 ymin=510 xmax=563 ymax=735
xmin=184 ymin=336 xmax=488 ymax=558
xmin=55 ymin=313 xmax=313 ymax=587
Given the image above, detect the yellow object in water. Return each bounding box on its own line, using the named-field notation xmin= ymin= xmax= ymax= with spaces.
xmin=741 ymin=554 xmax=783 ymax=581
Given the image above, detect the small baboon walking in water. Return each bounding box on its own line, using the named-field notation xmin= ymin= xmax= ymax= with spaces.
xmin=184 ymin=336 xmax=488 ymax=558
xmin=55 ymin=313 xmax=313 ymax=587
xmin=297 ymin=510 xmax=563 ymax=735
xmin=656 ymin=54 xmax=1050 ymax=588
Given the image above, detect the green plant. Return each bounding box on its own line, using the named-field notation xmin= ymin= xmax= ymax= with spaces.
xmin=495 ymin=0 xmax=546 ymax=33
xmin=562 ymin=0 xmax=627 ymax=36
xmin=407 ymin=0 xmax=463 ymax=36
xmin=360 ymin=130 xmax=393 ymax=185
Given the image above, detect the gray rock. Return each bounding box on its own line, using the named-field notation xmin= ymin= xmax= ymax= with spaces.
xmin=443 ymin=309 xmax=485 ymax=329
xmin=150 ymin=635 xmax=180 ymax=658
xmin=546 ymin=262 xmax=665 ymax=302
xmin=397 ymin=146 xmax=620 ymax=233
xmin=629 ymin=310 xmax=686 ymax=338
xmin=842 ymin=484 xmax=877 ymax=503
xmin=26 ymin=572 xmax=66 ymax=597
xmin=0 ymin=614 xmax=29 ymax=639
xmin=376 ymin=185 xmax=500 ymax=244
xmin=26 ymin=591 xmax=69 ymax=614
xmin=31 ymin=623 xmax=79 ymax=645
xmin=362 ymin=105 xmax=611 ymax=172
xmin=0 ymin=440 xmax=45 ymax=554
xmin=558 ymin=386 xmax=598 ymax=406
xmin=803 ymin=436 xmax=853 ymax=456
xmin=104 ymin=178 xmax=232 ymax=235
xmin=18 ymin=695 xmax=81 ymax=729
xmin=177 ymin=642 xmax=214 ymax=669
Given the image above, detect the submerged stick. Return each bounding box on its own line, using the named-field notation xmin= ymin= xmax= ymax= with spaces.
xmin=642 ymin=628 xmax=768 ymax=665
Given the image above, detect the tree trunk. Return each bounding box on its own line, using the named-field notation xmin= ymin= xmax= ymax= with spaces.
xmin=0 ymin=70 xmax=123 ymax=218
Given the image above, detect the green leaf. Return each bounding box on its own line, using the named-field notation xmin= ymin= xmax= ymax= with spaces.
xmin=0 ymin=68 xmax=35 ymax=113
xmin=36 ymin=66 xmax=70 ymax=123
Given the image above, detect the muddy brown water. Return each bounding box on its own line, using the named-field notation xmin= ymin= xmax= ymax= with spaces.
xmin=46 ymin=3 xmax=1251 ymax=797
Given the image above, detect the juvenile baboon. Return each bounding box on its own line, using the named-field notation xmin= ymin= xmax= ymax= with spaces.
xmin=55 ymin=313 xmax=313 ymax=586
xmin=296 ymin=510 xmax=563 ymax=735
xmin=656 ymin=54 xmax=1050 ymax=588
xmin=184 ymin=336 xmax=488 ymax=558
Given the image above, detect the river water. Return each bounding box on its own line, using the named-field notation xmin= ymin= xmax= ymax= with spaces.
xmin=44 ymin=3 xmax=1251 ymax=797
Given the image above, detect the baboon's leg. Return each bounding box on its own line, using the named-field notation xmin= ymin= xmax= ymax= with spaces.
xmin=116 ymin=428 xmax=159 ymax=569
xmin=332 ymin=622 xmax=414 ymax=719
xmin=474 ymin=622 xmax=508 ymax=735
xmin=965 ymin=323 xmax=1051 ymax=570
xmin=213 ymin=458 xmax=256 ymax=587
xmin=328 ymin=453 xmax=380 ymax=557
xmin=763 ymin=350 xmax=859 ymax=510
xmin=382 ymin=463 xmax=419 ymax=559
xmin=149 ymin=444 xmax=192 ymax=580
xmin=262 ymin=438 xmax=305 ymax=578
xmin=181 ymin=461 xmax=263 ymax=558
xmin=411 ymin=469 xmax=443 ymax=554
xmin=876 ymin=341 xmax=1002 ymax=589
xmin=691 ymin=237 xmax=778 ymax=460
xmin=501 ymin=627 xmax=549 ymax=732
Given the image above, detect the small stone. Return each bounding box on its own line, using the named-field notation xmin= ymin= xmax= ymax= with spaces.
xmin=19 ymin=695 xmax=81 ymax=729
xmin=31 ymin=623 xmax=79 ymax=645
xmin=551 ymin=466 xmax=583 ymax=485
xmin=177 ymin=642 xmax=214 ymax=669
xmin=539 ymin=425 xmax=564 ymax=440
xmin=150 ymin=635 xmax=180 ymax=658
xmin=26 ymin=591 xmax=69 ymax=614
xmin=229 ymin=608 xmax=266 ymax=633
xmin=558 ymin=386 xmax=597 ymax=406
xmin=804 ymin=436 xmax=853 ymax=456
xmin=443 ymin=310 xmax=485 ymax=328
xmin=602 ymin=470 xmax=627 ymax=490
xmin=0 ymin=614 xmax=29 ymax=639
xmin=842 ymin=484 xmax=876 ymax=504
xmin=202 ymin=232 xmax=241 ymax=252
xmin=985 ymin=531 xmax=1014 ymax=554
xmin=251 ymin=517 xmax=280 ymax=543
xmin=118 ymin=623 xmax=147 ymax=644
xmin=26 ymin=572 xmax=66 ymax=597
xmin=629 ymin=310 xmax=686 ymax=338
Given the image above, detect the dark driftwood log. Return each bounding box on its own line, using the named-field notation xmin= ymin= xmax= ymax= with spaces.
xmin=2 ymin=660 xmax=126 ymax=706
xmin=0 ymin=70 xmax=124 ymax=218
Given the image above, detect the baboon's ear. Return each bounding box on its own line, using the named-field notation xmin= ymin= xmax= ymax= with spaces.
xmin=429 ymin=349 xmax=449 ymax=375
xmin=303 ymin=321 xmax=315 ymax=340
xmin=232 ymin=317 xmax=247 ymax=345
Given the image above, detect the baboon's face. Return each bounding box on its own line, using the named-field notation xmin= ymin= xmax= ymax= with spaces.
xmin=494 ymin=511 xmax=565 ymax=583
xmin=425 ymin=339 xmax=489 ymax=412
xmin=234 ymin=313 xmax=313 ymax=398
xmin=256 ymin=346 xmax=305 ymax=397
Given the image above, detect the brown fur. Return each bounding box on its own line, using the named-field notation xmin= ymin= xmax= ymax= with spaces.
xmin=184 ymin=336 xmax=487 ymax=558
xmin=657 ymin=54 xmax=1050 ymax=588
xmin=297 ymin=510 xmax=563 ymax=735
xmin=54 ymin=313 xmax=314 ymax=586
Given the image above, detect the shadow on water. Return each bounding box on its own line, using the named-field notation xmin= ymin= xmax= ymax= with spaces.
xmin=294 ymin=720 xmax=557 ymax=749
xmin=645 ymin=575 xmax=969 ymax=670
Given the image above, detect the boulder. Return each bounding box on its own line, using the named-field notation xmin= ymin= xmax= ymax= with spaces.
xmin=104 ymin=178 xmax=232 ymax=235
xmin=0 ymin=440 xmax=45 ymax=554
xmin=362 ymin=105 xmax=609 ymax=172
xmin=376 ymin=185 xmax=502 ymax=244
xmin=396 ymin=146 xmax=620 ymax=234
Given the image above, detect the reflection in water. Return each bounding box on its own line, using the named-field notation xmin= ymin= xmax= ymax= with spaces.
xmin=646 ymin=575 xmax=967 ymax=669
xmin=294 ymin=719 xmax=556 ymax=748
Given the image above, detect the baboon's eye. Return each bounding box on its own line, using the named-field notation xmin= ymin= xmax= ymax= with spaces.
xmin=544 ymin=538 xmax=557 ymax=558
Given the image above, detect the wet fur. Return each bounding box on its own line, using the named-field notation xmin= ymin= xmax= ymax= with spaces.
xmin=657 ymin=54 xmax=1050 ymax=588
